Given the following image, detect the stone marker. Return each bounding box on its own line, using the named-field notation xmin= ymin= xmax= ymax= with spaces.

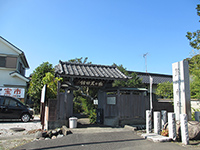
xmin=180 ymin=114 xmax=189 ymax=145
xmin=154 ymin=111 xmax=161 ymax=134
xmin=172 ymin=60 xmax=191 ymax=121
xmin=195 ymin=112 xmax=200 ymax=122
xmin=161 ymin=110 xmax=167 ymax=130
xmin=146 ymin=110 xmax=152 ymax=133
xmin=168 ymin=112 xmax=176 ymax=140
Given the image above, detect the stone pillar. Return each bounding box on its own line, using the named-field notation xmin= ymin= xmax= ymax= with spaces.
xmin=168 ymin=113 xmax=176 ymax=140
xmin=154 ymin=111 xmax=161 ymax=134
xmin=195 ymin=112 xmax=200 ymax=122
xmin=180 ymin=114 xmax=189 ymax=145
xmin=161 ymin=110 xmax=167 ymax=130
xmin=146 ymin=110 xmax=152 ymax=133
xmin=172 ymin=60 xmax=191 ymax=121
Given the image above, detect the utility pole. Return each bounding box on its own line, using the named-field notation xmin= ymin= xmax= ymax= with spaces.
xmin=143 ymin=53 xmax=148 ymax=73
xmin=143 ymin=53 xmax=153 ymax=126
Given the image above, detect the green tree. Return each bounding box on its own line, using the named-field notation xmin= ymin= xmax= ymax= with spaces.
xmin=42 ymin=72 xmax=63 ymax=99
xmin=186 ymin=4 xmax=200 ymax=99
xmin=186 ymin=4 xmax=200 ymax=51
xmin=68 ymin=57 xmax=91 ymax=64
xmin=155 ymin=81 xmax=173 ymax=99
xmin=28 ymin=62 xmax=54 ymax=112
xmin=112 ymin=64 xmax=143 ymax=88
xmin=187 ymin=54 xmax=200 ymax=99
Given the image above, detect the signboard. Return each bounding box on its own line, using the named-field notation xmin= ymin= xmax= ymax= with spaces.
xmin=107 ymin=96 xmax=116 ymax=105
xmin=93 ymin=99 xmax=98 ymax=105
xmin=74 ymin=79 xmax=104 ymax=87
xmin=41 ymin=85 xmax=46 ymax=103
xmin=0 ymin=87 xmax=25 ymax=98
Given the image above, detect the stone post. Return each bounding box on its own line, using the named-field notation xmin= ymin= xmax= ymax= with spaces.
xmin=161 ymin=110 xmax=167 ymax=130
xmin=146 ymin=110 xmax=152 ymax=133
xmin=172 ymin=60 xmax=191 ymax=121
xmin=154 ymin=111 xmax=161 ymax=134
xmin=168 ymin=113 xmax=176 ymax=140
xmin=180 ymin=114 xmax=189 ymax=145
xmin=195 ymin=112 xmax=200 ymax=122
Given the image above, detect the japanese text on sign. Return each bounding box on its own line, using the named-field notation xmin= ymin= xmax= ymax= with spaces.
xmin=74 ymin=80 xmax=104 ymax=87
xmin=0 ymin=87 xmax=25 ymax=98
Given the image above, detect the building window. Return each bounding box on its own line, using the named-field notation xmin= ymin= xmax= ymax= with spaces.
xmin=18 ymin=62 xmax=25 ymax=76
xmin=0 ymin=56 xmax=6 ymax=67
xmin=0 ymin=56 xmax=17 ymax=68
xmin=6 ymin=57 xmax=17 ymax=68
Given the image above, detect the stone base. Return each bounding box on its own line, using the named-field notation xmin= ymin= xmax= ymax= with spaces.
xmin=120 ymin=118 xmax=146 ymax=126
xmin=104 ymin=117 xmax=119 ymax=126
xmin=46 ymin=120 xmax=69 ymax=130
xmin=141 ymin=133 xmax=172 ymax=142
xmin=104 ymin=117 xmax=146 ymax=127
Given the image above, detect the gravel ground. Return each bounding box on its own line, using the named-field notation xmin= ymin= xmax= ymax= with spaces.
xmin=0 ymin=116 xmax=42 ymax=150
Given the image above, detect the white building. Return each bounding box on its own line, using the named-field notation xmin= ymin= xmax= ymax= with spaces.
xmin=0 ymin=36 xmax=29 ymax=102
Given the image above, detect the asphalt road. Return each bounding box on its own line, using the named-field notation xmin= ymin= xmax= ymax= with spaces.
xmin=13 ymin=130 xmax=195 ymax=150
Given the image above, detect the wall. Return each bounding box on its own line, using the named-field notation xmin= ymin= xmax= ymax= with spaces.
xmin=0 ymin=40 xmax=19 ymax=55
xmin=191 ymin=100 xmax=200 ymax=111
xmin=0 ymin=70 xmax=27 ymax=87
xmin=98 ymin=90 xmax=150 ymax=126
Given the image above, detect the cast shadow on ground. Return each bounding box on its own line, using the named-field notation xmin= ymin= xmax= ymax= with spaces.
xmin=32 ymin=138 xmax=145 ymax=150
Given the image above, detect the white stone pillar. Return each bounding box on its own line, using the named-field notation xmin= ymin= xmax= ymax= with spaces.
xmin=146 ymin=110 xmax=152 ymax=133
xmin=168 ymin=113 xmax=176 ymax=140
xmin=195 ymin=112 xmax=200 ymax=122
xmin=180 ymin=114 xmax=189 ymax=145
xmin=154 ymin=111 xmax=161 ymax=134
xmin=161 ymin=110 xmax=167 ymax=130
xmin=172 ymin=60 xmax=191 ymax=121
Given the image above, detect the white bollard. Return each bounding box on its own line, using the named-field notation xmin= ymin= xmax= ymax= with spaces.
xmin=161 ymin=110 xmax=167 ymax=130
xmin=195 ymin=112 xmax=200 ymax=122
xmin=168 ymin=113 xmax=176 ymax=140
xmin=146 ymin=110 xmax=152 ymax=133
xmin=154 ymin=111 xmax=161 ymax=134
xmin=180 ymin=114 xmax=189 ymax=145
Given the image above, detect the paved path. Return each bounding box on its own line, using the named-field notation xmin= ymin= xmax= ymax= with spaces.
xmin=14 ymin=129 xmax=195 ymax=150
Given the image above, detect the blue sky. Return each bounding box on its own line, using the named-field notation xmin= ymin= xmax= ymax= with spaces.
xmin=0 ymin=0 xmax=199 ymax=76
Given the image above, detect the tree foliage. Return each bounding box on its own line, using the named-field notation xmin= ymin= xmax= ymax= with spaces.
xmin=42 ymin=72 xmax=63 ymax=99
xmin=187 ymin=54 xmax=200 ymax=99
xmin=28 ymin=62 xmax=55 ymax=112
xmin=112 ymin=64 xmax=143 ymax=88
xmin=155 ymin=81 xmax=173 ymax=99
xmin=186 ymin=4 xmax=200 ymax=51
xmin=186 ymin=4 xmax=200 ymax=99
xmin=68 ymin=57 xmax=91 ymax=64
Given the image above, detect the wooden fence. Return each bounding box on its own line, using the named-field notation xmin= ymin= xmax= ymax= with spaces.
xmin=104 ymin=94 xmax=149 ymax=119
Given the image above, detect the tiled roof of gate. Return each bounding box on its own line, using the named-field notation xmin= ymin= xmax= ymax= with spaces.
xmin=55 ymin=61 xmax=130 ymax=80
xmin=130 ymin=71 xmax=172 ymax=85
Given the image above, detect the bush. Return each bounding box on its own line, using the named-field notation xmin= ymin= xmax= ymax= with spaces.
xmin=89 ymin=109 xmax=96 ymax=124
xmin=191 ymin=107 xmax=200 ymax=121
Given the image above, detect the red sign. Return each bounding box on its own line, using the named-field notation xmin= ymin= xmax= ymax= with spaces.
xmin=0 ymin=87 xmax=25 ymax=98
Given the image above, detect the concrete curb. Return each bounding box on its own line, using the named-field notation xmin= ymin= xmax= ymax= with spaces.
xmin=141 ymin=133 xmax=172 ymax=142
xmin=124 ymin=125 xmax=137 ymax=131
xmin=0 ymin=134 xmax=35 ymax=140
